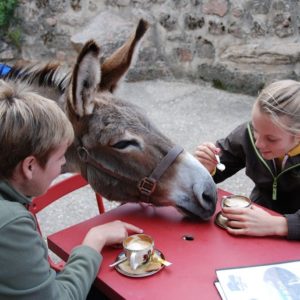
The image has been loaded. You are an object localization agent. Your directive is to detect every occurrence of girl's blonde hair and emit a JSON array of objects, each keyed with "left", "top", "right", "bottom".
[
  {"left": 256, "top": 80, "right": 300, "bottom": 135},
  {"left": 0, "top": 80, "right": 74, "bottom": 179}
]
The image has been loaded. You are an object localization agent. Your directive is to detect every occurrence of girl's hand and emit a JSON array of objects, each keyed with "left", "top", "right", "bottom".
[
  {"left": 194, "top": 142, "right": 220, "bottom": 174},
  {"left": 222, "top": 205, "right": 288, "bottom": 237},
  {"left": 82, "top": 220, "right": 143, "bottom": 253}
]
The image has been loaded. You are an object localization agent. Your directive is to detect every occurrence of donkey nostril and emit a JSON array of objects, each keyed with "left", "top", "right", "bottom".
[
  {"left": 202, "top": 192, "right": 210, "bottom": 202},
  {"left": 199, "top": 192, "right": 214, "bottom": 211},
  {"left": 192, "top": 183, "right": 217, "bottom": 216}
]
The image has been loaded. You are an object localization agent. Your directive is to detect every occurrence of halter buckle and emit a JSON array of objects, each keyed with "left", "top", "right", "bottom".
[{"left": 138, "top": 177, "right": 157, "bottom": 197}]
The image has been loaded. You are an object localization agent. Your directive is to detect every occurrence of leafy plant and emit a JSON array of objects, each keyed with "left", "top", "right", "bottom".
[
  {"left": 8, "top": 28, "right": 21, "bottom": 48},
  {"left": 0, "top": 0, "right": 18, "bottom": 27},
  {"left": 0, "top": 0, "right": 20, "bottom": 47},
  {"left": 212, "top": 79, "right": 226, "bottom": 91}
]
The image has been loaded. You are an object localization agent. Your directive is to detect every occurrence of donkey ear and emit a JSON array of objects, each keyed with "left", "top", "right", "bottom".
[
  {"left": 99, "top": 19, "right": 149, "bottom": 93},
  {"left": 70, "top": 40, "right": 101, "bottom": 117}
]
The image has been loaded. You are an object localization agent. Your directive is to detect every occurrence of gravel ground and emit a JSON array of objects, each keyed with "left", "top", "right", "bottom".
[{"left": 38, "top": 79, "right": 256, "bottom": 260}]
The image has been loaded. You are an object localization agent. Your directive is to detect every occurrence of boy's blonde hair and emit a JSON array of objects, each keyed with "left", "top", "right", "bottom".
[
  {"left": 0, "top": 80, "right": 74, "bottom": 179},
  {"left": 256, "top": 80, "right": 300, "bottom": 135}
]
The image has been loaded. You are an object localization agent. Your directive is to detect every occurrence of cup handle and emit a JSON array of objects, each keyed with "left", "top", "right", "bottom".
[{"left": 129, "top": 252, "right": 139, "bottom": 270}]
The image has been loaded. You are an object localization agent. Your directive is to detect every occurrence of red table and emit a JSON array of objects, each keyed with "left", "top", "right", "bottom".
[{"left": 48, "top": 190, "right": 300, "bottom": 299}]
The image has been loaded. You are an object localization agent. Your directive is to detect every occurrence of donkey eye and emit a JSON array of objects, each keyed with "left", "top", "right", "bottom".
[{"left": 112, "top": 140, "right": 139, "bottom": 149}]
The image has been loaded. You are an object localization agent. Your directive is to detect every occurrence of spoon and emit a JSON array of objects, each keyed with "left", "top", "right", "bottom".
[
  {"left": 109, "top": 253, "right": 172, "bottom": 268},
  {"left": 109, "top": 256, "right": 127, "bottom": 268},
  {"left": 215, "top": 154, "right": 226, "bottom": 172}
]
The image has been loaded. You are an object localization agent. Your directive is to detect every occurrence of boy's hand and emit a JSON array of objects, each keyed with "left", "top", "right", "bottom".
[{"left": 83, "top": 220, "right": 143, "bottom": 252}]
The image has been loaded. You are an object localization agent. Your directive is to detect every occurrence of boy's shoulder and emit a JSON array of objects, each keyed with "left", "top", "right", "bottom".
[{"left": 0, "top": 199, "right": 32, "bottom": 230}]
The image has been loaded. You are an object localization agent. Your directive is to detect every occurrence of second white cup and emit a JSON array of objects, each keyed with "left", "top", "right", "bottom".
[{"left": 123, "top": 234, "right": 154, "bottom": 270}]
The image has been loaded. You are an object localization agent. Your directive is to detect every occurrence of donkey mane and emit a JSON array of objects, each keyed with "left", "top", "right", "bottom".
[{"left": 3, "top": 63, "right": 70, "bottom": 94}]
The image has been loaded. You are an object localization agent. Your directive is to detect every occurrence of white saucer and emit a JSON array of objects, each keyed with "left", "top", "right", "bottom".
[{"left": 114, "top": 249, "right": 165, "bottom": 278}]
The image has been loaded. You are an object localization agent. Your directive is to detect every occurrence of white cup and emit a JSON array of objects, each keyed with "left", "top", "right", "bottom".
[
  {"left": 123, "top": 234, "right": 154, "bottom": 270},
  {"left": 220, "top": 195, "right": 252, "bottom": 227},
  {"left": 221, "top": 195, "right": 252, "bottom": 209}
]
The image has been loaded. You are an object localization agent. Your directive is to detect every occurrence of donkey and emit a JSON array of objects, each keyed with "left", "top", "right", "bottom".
[{"left": 3, "top": 19, "right": 217, "bottom": 220}]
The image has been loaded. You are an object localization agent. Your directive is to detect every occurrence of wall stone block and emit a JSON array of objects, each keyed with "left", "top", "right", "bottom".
[
  {"left": 247, "top": 0, "right": 271, "bottom": 15},
  {"left": 231, "top": 6, "right": 244, "bottom": 18},
  {"left": 227, "top": 21, "right": 246, "bottom": 39},
  {"left": 197, "top": 62, "right": 265, "bottom": 95},
  {"left": 202, "top": 0, "right": 228, "bottom": 17},
  {"left": 175, "top": 47, "right": 193, "bottom": 62},
  {"left": 273, "top": 13, "right": 293, "bottom": 38},
  {"left": 221, "top": 43, "right": 300, "bottom": 65},
  {"left": 250, "top": 21, "right": 267, "bottom": 38},
  {"left": 195, "top": 37, "right": 215, "bottom": 59}
]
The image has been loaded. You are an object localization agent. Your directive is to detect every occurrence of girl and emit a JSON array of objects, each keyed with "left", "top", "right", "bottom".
[{"left": 195, "top": 80, "right": 300, "bottom": 240}]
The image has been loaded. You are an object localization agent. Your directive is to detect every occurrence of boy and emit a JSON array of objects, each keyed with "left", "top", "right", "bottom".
[{"left": 0, "top": 80, "right": 142, "bottom": 299}]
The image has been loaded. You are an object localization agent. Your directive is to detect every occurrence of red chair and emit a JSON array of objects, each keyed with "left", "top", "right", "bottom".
[{"left": 29, "top": 173, "right": 105, "bottom": 271}]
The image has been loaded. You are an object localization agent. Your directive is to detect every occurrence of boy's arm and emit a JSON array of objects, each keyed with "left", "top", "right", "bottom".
[{"left": 0, "top": 213, "right": 101, "bottom": 300}]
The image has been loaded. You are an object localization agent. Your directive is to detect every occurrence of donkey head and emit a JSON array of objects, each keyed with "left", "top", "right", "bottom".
[{"left": 64, "top": 20, "right": 217, "bottom": 220}]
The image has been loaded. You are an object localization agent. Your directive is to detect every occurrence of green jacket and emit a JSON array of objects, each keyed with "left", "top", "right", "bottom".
[
  {"left": 214, "top": 122, "right": 300, "bottom": 240},
  {"left": 0, "top": 180, "right": 102, "bottom": 300}
]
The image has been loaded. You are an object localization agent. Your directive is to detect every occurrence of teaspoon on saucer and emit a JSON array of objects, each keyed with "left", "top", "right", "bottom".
[{"left": 109, "top": 256, "right": 127, "bottom": 268}]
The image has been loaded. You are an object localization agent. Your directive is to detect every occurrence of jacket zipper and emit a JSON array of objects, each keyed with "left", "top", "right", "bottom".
[{"left": 247, "top": 123, "right": 300, "bottom": 200}]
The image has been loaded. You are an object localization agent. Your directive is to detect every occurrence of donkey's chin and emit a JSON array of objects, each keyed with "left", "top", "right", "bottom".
[
  {"left": 176, "top": 204, "right": 215, "bottom": 220},
  {"left": 175, "top": 206, "right": 204, "bottom": 219}
]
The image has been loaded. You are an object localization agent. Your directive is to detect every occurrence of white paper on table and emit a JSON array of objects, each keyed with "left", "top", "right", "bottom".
[
  {"left": 214, "top": 281, "right": 227, "bottom": 300},
  {"left": 216, "top": 260, "right": 300, "bottom": 300}
]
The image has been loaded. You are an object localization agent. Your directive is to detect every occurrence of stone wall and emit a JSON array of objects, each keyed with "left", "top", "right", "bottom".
[{"left": 2, "top": 0, "right": 300, "bottom": 95}]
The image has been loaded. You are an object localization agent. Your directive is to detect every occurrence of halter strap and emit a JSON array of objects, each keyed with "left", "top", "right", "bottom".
[
  {"left": 77, "top": 146, "right": 136, "bottom": 184},
  {"left": 138, "top": 145, "right": 183, "bottom": 197},
  {"left": 77, "top": 145, "right": 184, "bottom": 200}
]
